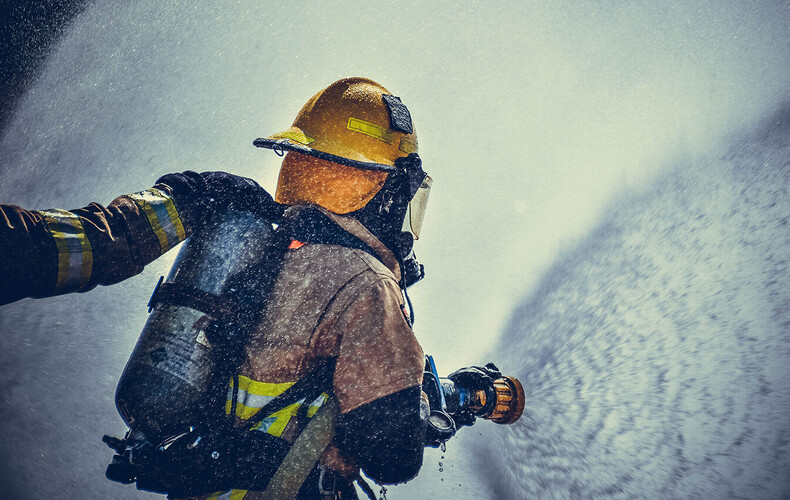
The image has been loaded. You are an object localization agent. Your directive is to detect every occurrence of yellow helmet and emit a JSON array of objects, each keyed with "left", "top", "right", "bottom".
[{"left": 254, "top": 77, "right": 420, "bottom": 214}]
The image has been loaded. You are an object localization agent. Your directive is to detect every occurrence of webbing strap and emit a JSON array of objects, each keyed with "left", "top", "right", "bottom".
[
  {"left": 148, "top": 280, "right": 237, "bottom": 319},
  {"left": 355, "top": 473, "right": 379, "bottom": 500},
  {"left": 259, "top": 396, "right": 339, "bottom": 500}
]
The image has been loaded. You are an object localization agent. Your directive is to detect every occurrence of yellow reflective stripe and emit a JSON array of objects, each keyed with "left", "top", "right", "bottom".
[
  {"left": 38, "top": 209, "right": 93, "bottom": 293},
  {"left": 128, "top": 187, "right": 186, "bottom": 254},
  {"left": 225, "top": 376, "right": 293, "bottom": 414},
  {"left": 347, "top": 117, "right": 395, "bottom": 144},
  {"left": 207, "top": 490, "right": 248, "bottom": 500},
  {"left": 162, "top": 192, "right": 185, "bottom": 239},
  {"left": 306, "top": 393, "right": 328, "bottom": 417},
  {"left": 227, "top": 400, "right": 300, "bottom": 436},
  {"left": 272, "top": 130, "right": 314, "bottom": 145},
  {"left": 225, "top": 375, "right": 327, "bottom": 437},
  {"left": 262, "top": 403, "right": 301, "bottom": 437},
  {"left": 234, "top": 375, "right": 294, "bottom": 397}
]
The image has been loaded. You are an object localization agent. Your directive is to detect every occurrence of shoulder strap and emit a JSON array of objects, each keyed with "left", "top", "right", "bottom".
[{"left": 259, "top": 395, "right": 339, "bottom": 500}]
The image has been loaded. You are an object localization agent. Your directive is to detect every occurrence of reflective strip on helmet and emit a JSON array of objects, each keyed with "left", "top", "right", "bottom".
[
  {"left": 272, "top": 130, "right": 314, "bottom": 145},
  {"left": 128, "top": 187, "right": 186, "bottom": 254},
  {"left": 206, "top": 489, "right": 249, "bottom": 500},
  {"left": 347, "top": 117, "right": 395, "bottom": 144},
  {"left": 38, "top": 209, "right": 94, "bottom": 293},
  {"left": 226, "top": 375, "right": 327, "bottom": 438}
]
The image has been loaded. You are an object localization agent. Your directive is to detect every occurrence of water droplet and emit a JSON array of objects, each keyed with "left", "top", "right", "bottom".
[
  {"left": 440, "top": 442, "right": 447, "bottom": 452},
  {"left": 439, "top": 468, "right": 443, "bottom": 472}
]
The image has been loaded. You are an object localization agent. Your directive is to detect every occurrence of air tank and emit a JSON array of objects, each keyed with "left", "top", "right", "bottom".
[{"left": 115, "top": 209, "right": 277, "bottom": 442}]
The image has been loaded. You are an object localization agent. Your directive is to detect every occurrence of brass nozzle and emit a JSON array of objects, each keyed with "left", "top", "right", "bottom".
[{"left": 484, "top": 376, "right": 525, "bottom": 424}]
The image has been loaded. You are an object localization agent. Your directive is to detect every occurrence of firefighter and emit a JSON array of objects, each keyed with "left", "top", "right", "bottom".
[
  {"left": 185, "top": 77, "right": 432, "bottom": 498},
  {"left": 2, "top": 77, "right": 505, "bottom": 498}
]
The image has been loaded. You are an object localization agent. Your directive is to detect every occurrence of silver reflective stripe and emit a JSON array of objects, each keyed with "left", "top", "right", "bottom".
[
  {"left": 37, "top": 209, "right": 93, "bottom": 293},
  {"left": 226, "top": 386, "right": 278, "bottom": 410},
  {"left": 127, "top": 187, "right": 186, "bottom": 253}
]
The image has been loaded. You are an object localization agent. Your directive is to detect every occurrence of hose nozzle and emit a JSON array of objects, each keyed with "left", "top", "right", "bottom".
[
  {"left": 440, "top": 374, "right": 526, "bottom": 425},
  {"left": 486, "top": 376, "right": 525, "bottom": 424}
]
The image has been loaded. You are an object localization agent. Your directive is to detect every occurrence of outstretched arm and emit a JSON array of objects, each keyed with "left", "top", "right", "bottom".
[{"left": 0, "top": 171, "right": 277, "bottom": 306}]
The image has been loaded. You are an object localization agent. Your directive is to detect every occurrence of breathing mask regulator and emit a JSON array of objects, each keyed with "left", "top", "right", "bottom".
[{"left": 422, "top": 355, "right": 526, "bottom": 448}]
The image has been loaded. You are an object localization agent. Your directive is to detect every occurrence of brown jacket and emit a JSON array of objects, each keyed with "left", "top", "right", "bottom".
[{"left": 211, "top": 206, "right": 424, "bottom": 497}]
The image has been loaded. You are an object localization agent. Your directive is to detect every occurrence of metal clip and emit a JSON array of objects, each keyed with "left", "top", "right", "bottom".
[{"left": 318, "top": 464, "right": 337, "bottom": 497}]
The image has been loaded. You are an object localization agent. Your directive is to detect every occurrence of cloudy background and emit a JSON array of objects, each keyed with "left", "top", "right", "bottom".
[{"left": 1, "top": 1, "right": 789, "bottom": 498}]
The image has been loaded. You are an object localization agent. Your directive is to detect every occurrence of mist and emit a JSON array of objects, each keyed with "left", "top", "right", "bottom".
[
  {"left": 473, "top": 107, "right": 790, "bottom": 498},
  {"left": 1, "top": 1, "right": 789, "bottom": 498}
]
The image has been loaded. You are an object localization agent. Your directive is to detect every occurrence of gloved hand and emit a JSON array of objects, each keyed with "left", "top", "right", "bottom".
[
  {"left": 447, "top": 363, "right": 503, "bottom": 390},
  {"left": 155, "top": 171, "right": 283, "bottom": 229},
  {"left": 447, "top": 363, "right": 503, "bottom": 427}
]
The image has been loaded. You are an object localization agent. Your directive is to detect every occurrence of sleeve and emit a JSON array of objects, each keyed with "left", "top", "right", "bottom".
[
  {"left": 0, "top": 183, "right": 194, "bottom": 306},
  {"left": 331, "top": 277, "right": 424, "bottom": 413},
  {"left": 335, "top": 386, "right": 429, "bottom": 484},
  {"left": 330, "top": 276, "right": 427, "bottom": 484}
]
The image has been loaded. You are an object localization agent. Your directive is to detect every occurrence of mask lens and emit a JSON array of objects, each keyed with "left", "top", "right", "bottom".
[{"left": 403, "top": 175, "right": 432, "bottom": 239}]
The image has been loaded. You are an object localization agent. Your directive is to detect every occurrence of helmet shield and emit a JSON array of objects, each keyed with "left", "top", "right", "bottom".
[
  {"left": 275, "top": 152, "right": 388, "bottom": 214},
  {"left": 403, "top": 175, "right": 432, "bottom": 240}
]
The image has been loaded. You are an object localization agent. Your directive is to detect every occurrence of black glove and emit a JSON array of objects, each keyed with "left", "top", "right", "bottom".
[
  {"left": 155, "top": 171, "right": 283, "bottom": 229},
  {"left": 448, "top": 363, "right": 502, "bottom": 390},
  {"left": 447, "top": 363, "right": 503, "bottom": 427}
]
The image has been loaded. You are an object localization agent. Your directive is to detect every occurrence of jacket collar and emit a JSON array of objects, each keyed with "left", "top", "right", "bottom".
[{"left": 282, "top": 205, "right": 402, "bottom": 282}]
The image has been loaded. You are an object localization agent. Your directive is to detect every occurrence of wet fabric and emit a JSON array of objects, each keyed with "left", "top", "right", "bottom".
[
  {"left": 187, "top": 206, "right": 424, "bottom": 499},
  {"left": 1, "top": 186, "right": 425, "bottom": 497},
  {"left": 0, "top": 184, "right": 193, "bottom": 305},
  {"left": 241, "top": 206, "right": 421, "bottom": 414}
]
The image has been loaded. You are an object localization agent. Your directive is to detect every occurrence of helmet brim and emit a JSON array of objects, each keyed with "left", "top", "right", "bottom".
[{"left": 253, "top": 137, "right": 397, "bottom": 173}]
